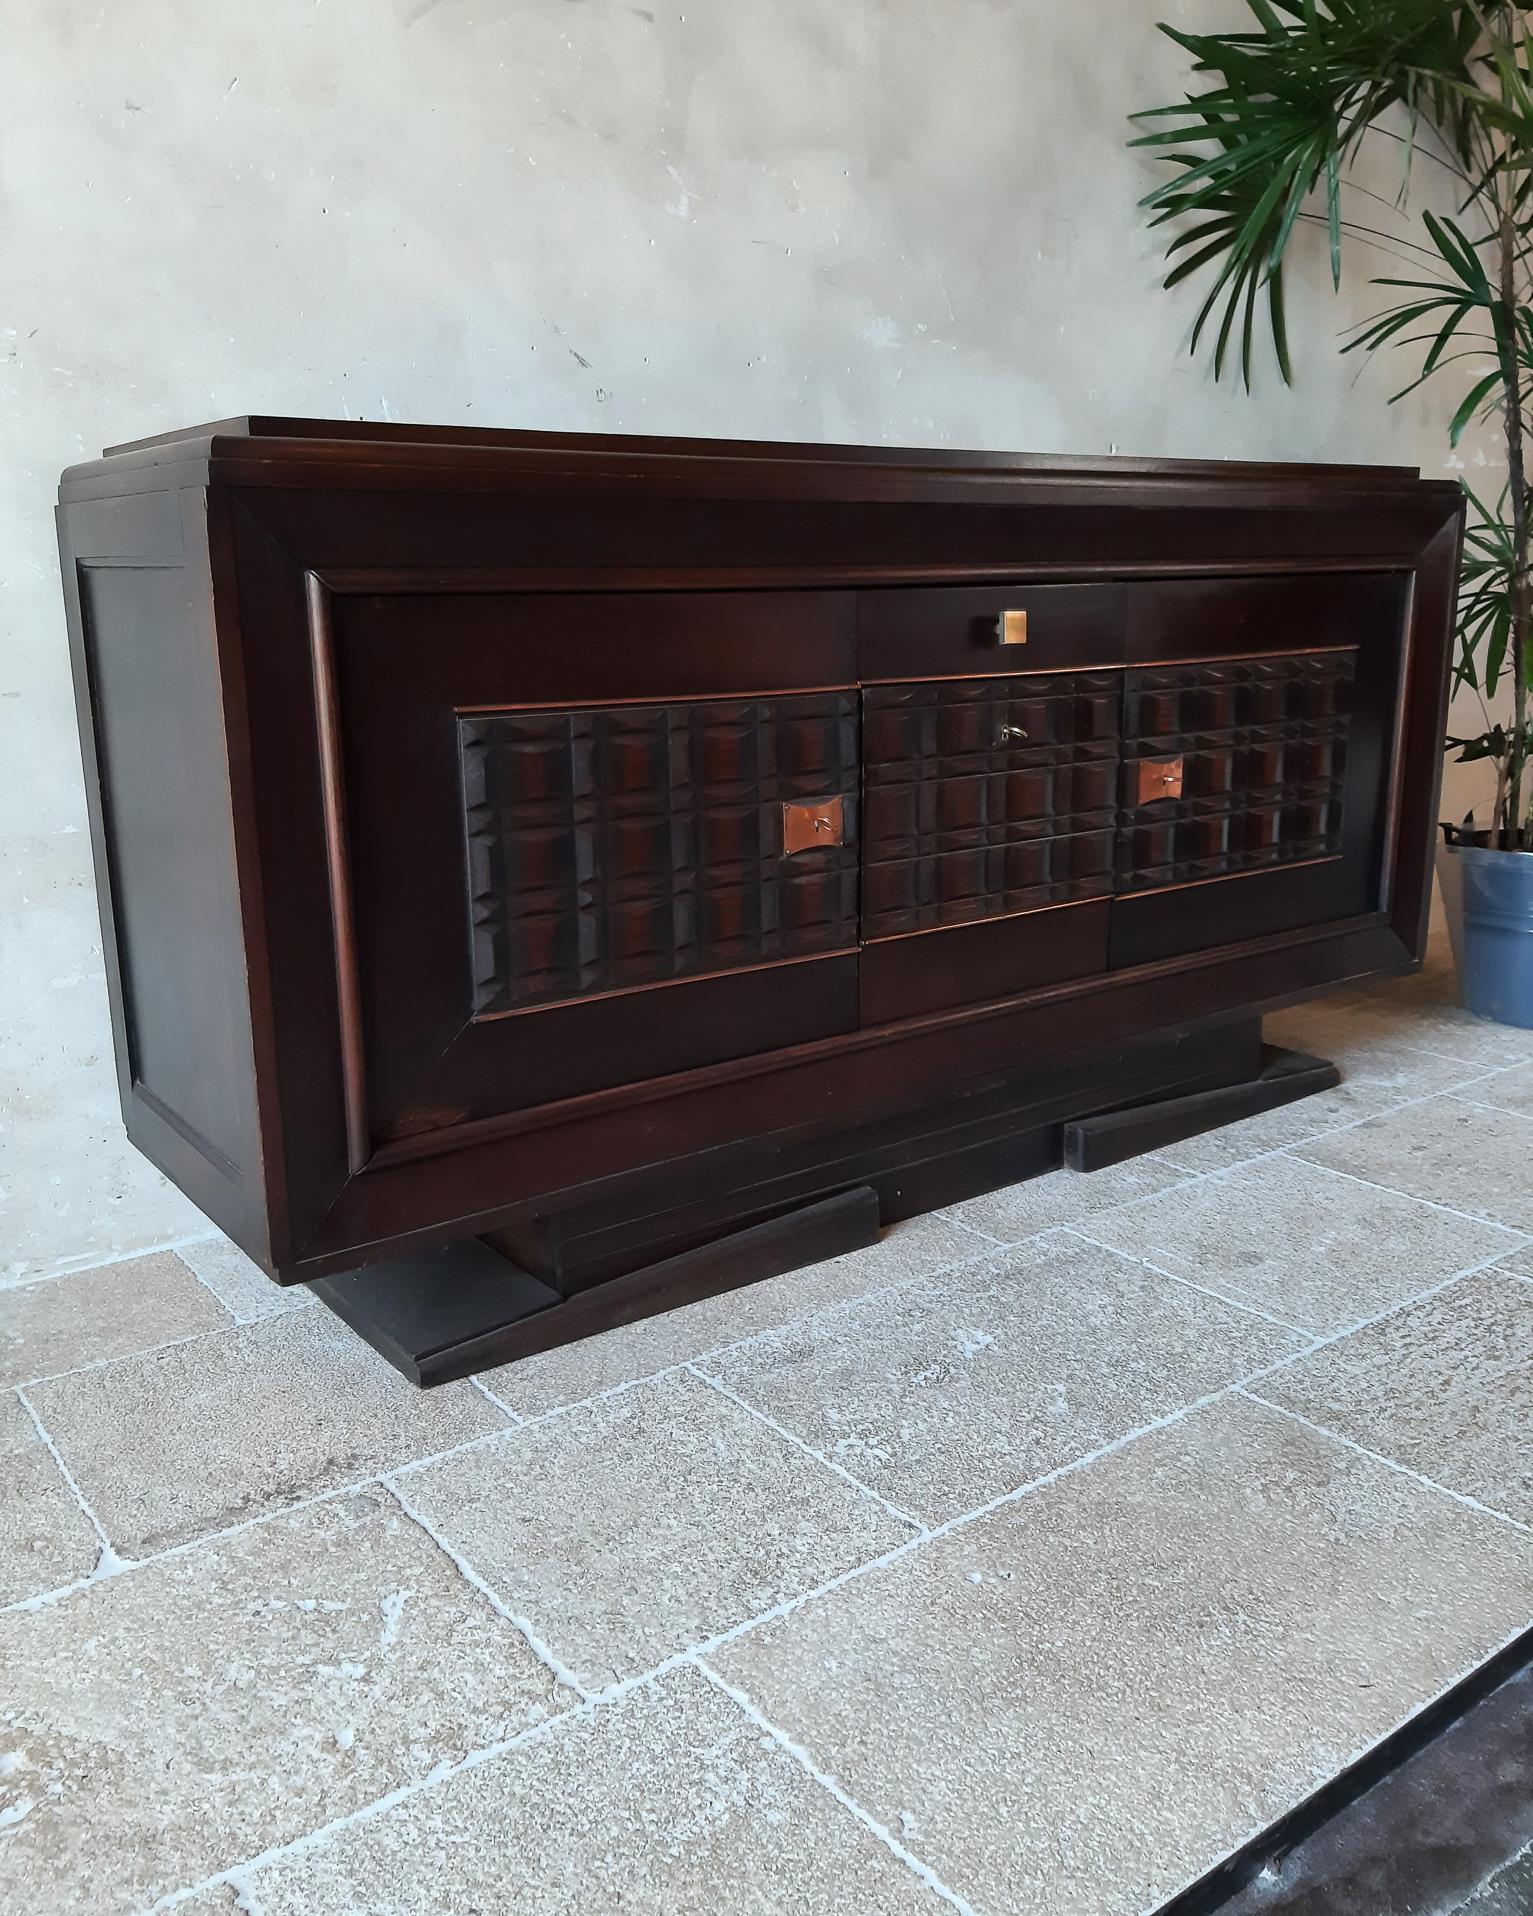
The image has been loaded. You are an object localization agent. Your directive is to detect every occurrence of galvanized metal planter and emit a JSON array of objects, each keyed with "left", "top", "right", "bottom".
[{"left": 1438, "top": 837, "right": 1533, "bottom": 1031}]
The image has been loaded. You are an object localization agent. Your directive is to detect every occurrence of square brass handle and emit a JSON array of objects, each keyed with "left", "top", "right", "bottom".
[
  {"left": 782, "top": 795, "right": 845, "bottom": 855},
  {"left": 994, "top": 609, "right": 1028, "bottom": 646}
]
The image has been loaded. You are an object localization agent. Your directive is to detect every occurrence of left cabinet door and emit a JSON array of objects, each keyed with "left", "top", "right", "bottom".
[{"left": 327, "top": 589, "right": 861, "bottom": 1146}]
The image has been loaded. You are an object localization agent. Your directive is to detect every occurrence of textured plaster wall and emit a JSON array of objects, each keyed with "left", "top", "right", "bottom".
[{"left": 0, "top": 0, "right": 1498, "bottom": 1278}]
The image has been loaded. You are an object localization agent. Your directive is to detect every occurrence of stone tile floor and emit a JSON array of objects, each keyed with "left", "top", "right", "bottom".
[{"left": 3, "top": 939, "right": 1532, "bottom": 1914}]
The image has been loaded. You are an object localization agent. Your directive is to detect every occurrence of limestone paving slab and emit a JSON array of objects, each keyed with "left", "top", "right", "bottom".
[
  {"left": 1083, "top": 1150, "right": 1522, "bottom": 1333},
  {"left": 480, "top": 1214, "right": 994, "bottom": 1418},
  {"left": 0, "top": 1391, "right": 99, "bottom": 1604},
  {"left": 1143, "top": 1074, "right": 1415, "bottom": 1175},
  {"left": 1253, "top": 1269, "right": 1533, "bottom": 1525},
  {"left": 0, "top": 1491, "right": 564, "bottom": 1914},
  {"left": 701, "top": 1233, "right": 1302, "bottom": 1522},
  {"left": 1455, "top": 1061, "right": 1533, "bottom": 1121},
  {"left": 176, "top": 1235, "right": 314, "bottom": 1322},
  {"left": 945, "top": 1156, "right": 1190, "bottom": 1245},
  {"left": 397, "top": 1368, "right": 907, "bottom": 1691},
  {"left": 0, "top": 1250, "right": 229, "bottom": 1389},
  {"left": 25, "top": 1307, "right": 507, "bottom": 1556},
  {"left": 1295, "top": 1097, "right": 1533, "bottom": 1235},
  {"left": 711, "top": 1394, "right": 1533, "bottom": 1916},
  {"left": 1264, "top": 1002, "right": 1501, "bottom": 1094},
  {"left": 1382, "top": 1004, "right": 1533, "bottom": 1068},
  {"left": 246, "top": 1667, "right": 943, "bottom": 1914}
]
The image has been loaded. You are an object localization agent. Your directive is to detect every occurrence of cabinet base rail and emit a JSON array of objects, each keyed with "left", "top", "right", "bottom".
[{"left": 312, "top": 1018, "right": 1335, "bottom": 1386}]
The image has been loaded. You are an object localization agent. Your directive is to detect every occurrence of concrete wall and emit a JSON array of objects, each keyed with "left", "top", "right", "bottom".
[{"left": 1, "top": 0, "right": 1499, "bottom": 1278}]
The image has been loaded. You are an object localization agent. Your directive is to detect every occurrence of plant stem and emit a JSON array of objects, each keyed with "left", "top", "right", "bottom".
[{"left": 1498, "top": 198, "right": 1530, "bottom": 849}]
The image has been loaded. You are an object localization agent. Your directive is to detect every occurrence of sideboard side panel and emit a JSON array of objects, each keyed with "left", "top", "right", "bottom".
[{"left": 58, "top": 489, "right": 269, "bottom": 1256}]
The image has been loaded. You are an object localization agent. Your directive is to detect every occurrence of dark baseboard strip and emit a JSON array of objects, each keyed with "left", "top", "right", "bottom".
[{"left": 1156, "top": 1622, "right": 1533, "bottom": 1916}]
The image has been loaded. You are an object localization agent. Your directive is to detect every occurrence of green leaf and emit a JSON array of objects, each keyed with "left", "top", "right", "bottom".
[
  {"left": 1449, "top": 370, "right": 1505, "bottom": 444},
  {"left": 1269, "top": 265, "right": 1293, "bottom": 383}
]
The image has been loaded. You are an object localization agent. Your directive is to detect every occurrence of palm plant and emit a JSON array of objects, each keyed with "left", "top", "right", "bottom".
[{"left": 1132, "top": 0, "right": 1533, "bottom": 852}]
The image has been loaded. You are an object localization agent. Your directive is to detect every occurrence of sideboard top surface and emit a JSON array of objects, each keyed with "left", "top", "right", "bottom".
[{"left": 59, "top": 415, "right": 1452, "bottom": 511}]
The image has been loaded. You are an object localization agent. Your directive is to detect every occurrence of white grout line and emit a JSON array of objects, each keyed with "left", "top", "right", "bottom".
[
  {"left": 463, "top": 1238, "right": 1009, "bottom": 1439},
  {"left": 136, "top": 1681, "right": 615, "bottom": 1913},
  {"left": 1059, "top": 1227, "right": 1322, "bottom": 1338},
  {"left": 938, "top": 1213, "right": 1010, "bottom": 1248},
  {"left": 581, "top": 1358, "right": 1310, "bottom": 1711},
  {"left": 1, "top": 1227, "right": 222, "bottom": 1292},
  {"left": 0, "top": 1410, "right": 551, "bottom": 1617},
  {"left": 928, "top": 1071, "right": 1490, "bottom": 1249},
  {"left": 222, "top": 1869, "right": 268, "bottom": 1916},
  {"left": 1278, "top": 1148, "right": 1533, "bottom": 1238},
  {"left": 174, "top": 1258, "right": 318, "bottom": 1328},
  {"left": 686, "top": 1364, "right": 928, "bottom": 1535},
  {"left": 1223, "top": 1243, "right": 1533, "bottom": 1394},
  {"left": 694, "top": 1658, "right": 979, "bottom": 1915},
  {"left": 14, "top": 1386, "right": 124, "bottom": 1574},
  {"left": 379, "top": 1477, "right": 594, "bottom": 1702},
  {"left": 1442, "top": 1090, "right": 1533, "bottom": 1124},
  {"left": 13, "top": 1316, "right": 252, "bottom": 1392},
  {"left": 1238, "top": 1389, "right": 1533, "bottom": 1536},
  {"left": 1161, "top": 1055, "right": 1517, "bottom": 1174},
  {"left": 1452, "top": 1090, "right": 1533, "bottom": 1121},
  {"left": 467, "top": 1374, "right": 521, "bottom": 1422}
]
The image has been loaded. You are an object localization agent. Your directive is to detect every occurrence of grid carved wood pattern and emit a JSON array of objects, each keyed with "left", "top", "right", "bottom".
[
  {"left": 860, "top": 674, "right": 1121, "bottom": 939},
  {"left": 1116, "top": 649, "right": 1357, "bottom": 893},
  {"left": 460, "top": 693, "right": 860, "bottom": 1015}
]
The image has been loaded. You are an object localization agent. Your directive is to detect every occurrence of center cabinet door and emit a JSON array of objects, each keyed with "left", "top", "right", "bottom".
[
  {"left": 857, "top": 584, "right": 1128, "bottom": 1023},
  {"left": 333, "top": 590, "right": 862, "bottom": 1149}
]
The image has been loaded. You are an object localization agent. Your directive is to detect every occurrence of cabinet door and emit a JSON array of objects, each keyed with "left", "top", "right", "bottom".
[
  {"left": 1108, "top": 573, "right": 1406, "bottom": 967},
  {"left": 858, "top": 672, "right": 1119, "bottom": 1023},
  {"left": 333, "top": 590, "right": 861, "bottom": 1146}
]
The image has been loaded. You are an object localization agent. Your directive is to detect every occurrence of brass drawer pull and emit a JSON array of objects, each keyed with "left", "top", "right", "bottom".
[
  {"left": 994, "top": 609, "right": 1028, "bottom": 646},
  {"left": 782, "top": 795, "right": 845, "bottom": 854}
]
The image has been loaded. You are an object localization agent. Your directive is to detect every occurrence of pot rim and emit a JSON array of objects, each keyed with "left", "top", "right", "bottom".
[{"left": 1438, "top": 825, "right": 1533, "bottom": 858}]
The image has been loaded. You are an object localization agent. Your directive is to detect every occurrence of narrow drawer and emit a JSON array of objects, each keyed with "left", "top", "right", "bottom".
[
  {"left": 1126, "top": 572, "right": 1406, "bottom": 664},
  {"left": 859, "top": 583, "right": 1126, "bottom": 682}
]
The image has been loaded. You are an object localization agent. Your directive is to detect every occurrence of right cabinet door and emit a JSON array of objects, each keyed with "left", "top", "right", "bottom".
[{"left": 1109, "top": 572, "right": 1408, "bottom": 969}]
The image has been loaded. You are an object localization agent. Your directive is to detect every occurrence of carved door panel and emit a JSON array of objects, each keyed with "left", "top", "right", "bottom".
[
  {"left": 857, "top": 672, "right": 1121, "bottom": 1023},
  {"left": 1108, "top": 574, "right": 1407, "bottom": 967},
  {"left": 852, "top": 571, "right": 1408, "bottom": 1022},
  {"left": 461, "top": 697, "right": 859, "bottom": 1015},
  {"left": 332, "top": 589, "right": 862, "bottom": 1149}
]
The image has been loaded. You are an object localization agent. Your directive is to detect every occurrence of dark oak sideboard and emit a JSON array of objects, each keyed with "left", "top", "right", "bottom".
[{"left": 56, "top": 420, "right": 1462, "bottom": 1381}]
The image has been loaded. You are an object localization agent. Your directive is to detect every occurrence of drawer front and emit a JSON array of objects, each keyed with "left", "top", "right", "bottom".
[
  {"left": 333, "top": 589, "right": 862, "bottom": 1143},
  {"left": 1127, "top": 571, "right": 1401, "bottom": 663},
  {"left": 859, "top": 583, "right": 1126, "bottom": 681}
]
